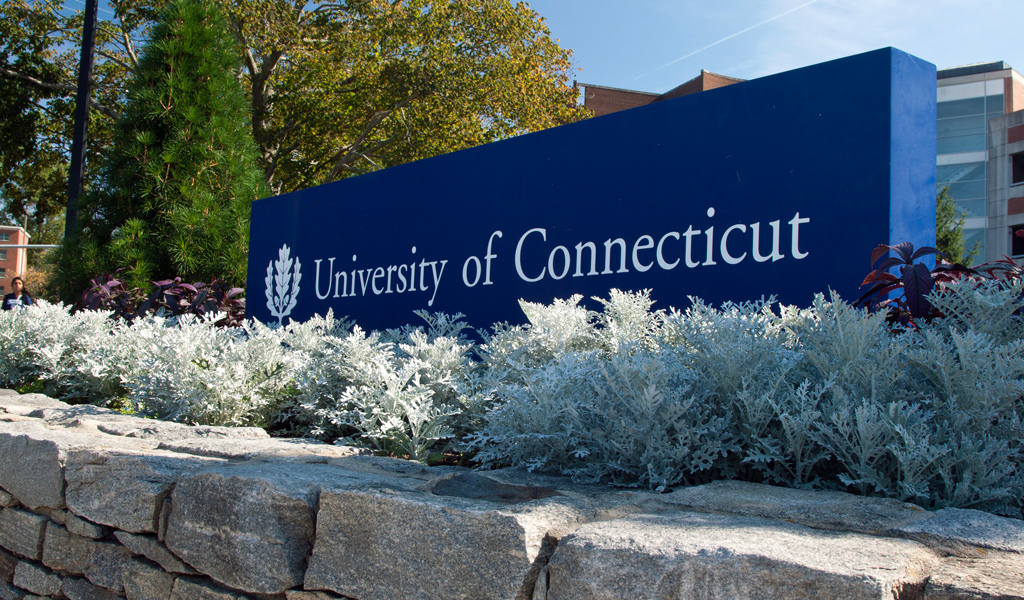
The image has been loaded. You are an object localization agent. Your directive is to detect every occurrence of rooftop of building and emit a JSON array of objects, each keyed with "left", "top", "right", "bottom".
[
  {"left": 938, "top": 61, "right": 1014, "bottom": 79},
  {"left": 579, "top": 69, "right": 746, "bottom": 101},
  {"left": 577, "top": 83, "right": 660, "bottom": 97},
  {"left": 0, "top": 225, "right": 30, "bottom": 238}
]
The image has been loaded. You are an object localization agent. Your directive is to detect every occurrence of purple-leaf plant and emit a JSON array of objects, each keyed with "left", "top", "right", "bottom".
[
  {"left": 856, "top": 243, "right": 953, "bottom": 326},
  {"left": 857, "top": 240, "right": 1023, "bottom": 328}
]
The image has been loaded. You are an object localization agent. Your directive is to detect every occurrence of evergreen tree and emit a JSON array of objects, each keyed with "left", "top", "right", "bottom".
[
  {"left": 54, "top": 0, "right": 269, "bottom": 300},
  {"left": 936, "top": 185, "right": 980, "bottom": 266}
]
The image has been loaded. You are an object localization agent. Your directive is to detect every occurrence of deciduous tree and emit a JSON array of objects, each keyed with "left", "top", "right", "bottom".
[
  {"left": 0, "top": 0, "right": 133, "bottom": 232},
  {"left": 2, "top": 0, "right": 585, "bottom": 202}
]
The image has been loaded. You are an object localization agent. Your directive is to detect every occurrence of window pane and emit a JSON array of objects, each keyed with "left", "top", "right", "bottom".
[
  {"left": 938, "top": 96, "right": 986, "bottom": 119},
  {"left": 937, "top": 115, "right": 986, "bottom": 138},
  {"left": 956, "top": 199, "right": 986, "bottom": 218},
  {"left": 937, "top": 162, "right": 985, "bottom": 184},
  {"left": 0, "top": 250, "right": 6, "bottom": 261},
  {"left": 964, "top": 228, "right": 986, "bottom": 256},
  {"left": 938, "top": 134, "right": 987, "bottom": 154},
  {"left": 1013, "top": 226, "right": 1024, "bottom": 257},
  {"left": 948, "top": 180, "right": 986, "bottom": 200},
  {"left": 987, "top": 94, "right": 1005, "bottom": 115},
  {"left": 1013, "top": 153, "right": 1024, "bottom": 185}
]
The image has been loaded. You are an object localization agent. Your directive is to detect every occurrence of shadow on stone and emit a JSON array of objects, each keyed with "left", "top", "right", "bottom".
[{"left": 429, "top": 472, "right": 562, "bottom": 504}]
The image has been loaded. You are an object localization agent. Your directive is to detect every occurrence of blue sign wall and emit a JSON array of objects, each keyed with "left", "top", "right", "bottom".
[{"left": 247, "top": 47, "right": 937, "bottom": 331}]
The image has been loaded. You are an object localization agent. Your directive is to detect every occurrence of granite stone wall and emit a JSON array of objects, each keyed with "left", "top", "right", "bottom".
[{"left": 0, "top": 389, "right": 1022, "bottom": 600}]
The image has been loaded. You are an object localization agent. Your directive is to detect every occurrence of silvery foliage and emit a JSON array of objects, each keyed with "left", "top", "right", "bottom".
[
  {"left": 471, "top": 291, "right": 739, "bottom": 490},
  {"left": 0, "top": 302, "right": 485, "bottom": 458},
  {"left": 274, "top": 310, "right": 487, "bottom": 461},
  {"left": 656, "top": 297, "right": 805, "bottom": 485},
  {"left": 379, "top": 311, "right": 490, "bottom": 445},
  {"left": 898, "top": 278, "right": 1024, "bottom": 514},
  {"left": 264, "top": 310, "right": 371, "bottom": 439},
  {"left": 0, "top": 302, "right": 296, "bottom": 425},
  {"left": 336, "top": 311, "right": 485, "bottom": 460},
  {"left": 119, "top": 315, "right": 297, "bottom": 425},
  {"left": 778, "top": 295, "right": 949, "bottom": 502},
  {"left": 926, "top": 278, "right": 1024, "bottom": 345},
  {"left": 0, "top": 301, "right": 130, "bottom": 400},
  {"left": 0, "top": 300, "right": 69, "bottom": 389},
  {"left": 470, "top": 289, "right": 1024, "bottom": 515},
  {"left": 470, "top": 347, "right": 735, "bottom": 491},
  {"left": 0, "top": 300, "right": 77, "bottom": 391},
  {"left": 3, "top": 285, "right": 1023, "bottom": 514},
  {"left": 54, "top": 309, "right": 135, "bottom": 401}
]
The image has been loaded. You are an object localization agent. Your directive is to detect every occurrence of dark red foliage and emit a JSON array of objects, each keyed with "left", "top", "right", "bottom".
[
  {"left": 76, "top": 271, "right": 245, "bottom": 327},
  {"left": 857, "top": 243, "right": 1023, "bottom": 330}
]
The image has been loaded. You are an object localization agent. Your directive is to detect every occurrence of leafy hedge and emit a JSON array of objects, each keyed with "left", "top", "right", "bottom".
[{"left": 1, "top": 282, "right": 1022, "bottom": 516}]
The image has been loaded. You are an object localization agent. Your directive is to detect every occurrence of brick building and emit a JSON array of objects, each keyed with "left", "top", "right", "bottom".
[
  {"left": 936, "top": 62, "right": 1024, "bottom": 263},
  {"left": 0, "top": 226, "right": 30, "bottom": 296},
  {"left": 987, "top": 109, "right": 1024, "bottom": 260},
  {"left": 578, "top": 70, "right": 745, "bottom": 118}
]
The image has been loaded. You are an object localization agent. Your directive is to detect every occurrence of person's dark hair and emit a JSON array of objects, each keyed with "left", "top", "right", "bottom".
[{"left": 10, "top": 277, "right": 31, "bottom": 300}]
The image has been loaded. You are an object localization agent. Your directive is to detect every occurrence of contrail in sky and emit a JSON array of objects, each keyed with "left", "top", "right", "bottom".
[
  {"left": 631, "top": 0, "right": 825, "bottom": 83},
  {"left": 61, "top": 0, "right": 116, "bottom": 19}
]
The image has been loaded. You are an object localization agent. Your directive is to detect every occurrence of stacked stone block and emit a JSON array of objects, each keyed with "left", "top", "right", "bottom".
[{"left": 0, "top": 389, "right": 1022, "bottom": 600}]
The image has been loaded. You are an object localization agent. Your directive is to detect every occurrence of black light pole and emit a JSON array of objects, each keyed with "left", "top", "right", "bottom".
[{"left": 65, "top": 0, "right": 100, "bottom": 241}]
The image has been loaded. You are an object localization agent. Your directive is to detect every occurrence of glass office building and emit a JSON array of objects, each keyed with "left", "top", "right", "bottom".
[{"left": 937, "top": 62, "right": 1024, "bottom": 262}]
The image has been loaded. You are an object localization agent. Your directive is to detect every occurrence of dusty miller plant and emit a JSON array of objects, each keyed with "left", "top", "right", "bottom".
[
  {"left": 275, "top": 310, "right": 487, "bottom": 461},
  {"left": 470, "top": 348, "right": 736, "bottom": 491},
  {"left": 2, "top": 286, "right": 1022, "bottom": 515},
  {"left": 120, "top": 315, "right": 296, "bottom": 425}
]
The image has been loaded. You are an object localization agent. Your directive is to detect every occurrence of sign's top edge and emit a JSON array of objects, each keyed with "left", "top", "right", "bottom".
[{"left": 252, "top": 47, "right": 934, "bottom": 205}]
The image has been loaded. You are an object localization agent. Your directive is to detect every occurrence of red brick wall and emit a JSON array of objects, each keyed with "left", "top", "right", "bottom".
[
  {"left": 582, "top": 87, "right": 658, "bottom": 117},
  {"left": 0, "top": 228, "right": 28, "bottom": 290},
  {"left": 1010, "top": 77, "right": 1024, "bottom": 113},
  {"left": 1010, "top": 124, "right": 1024, "bottom": 145},
  {"left": 659, "top": 72, "right": 744, "bottom": 102}
]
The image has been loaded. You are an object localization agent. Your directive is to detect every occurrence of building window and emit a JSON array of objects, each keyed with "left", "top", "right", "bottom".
[
  {"left": 964, "top": 229, "right": 986, "bottom": 259},
  {"left": 987, "top": 94, "right": 1005, "bottom": 117},
  {"left": 0, "top": 250, "right": 6, "bottom": 261},
  {"left": 1013, "top": 225, "right": 1024, "bottom": 257},
  {"left": 0, "top": 233, "right": 9, "bottom": 242},
  {"left": 1013, "top": 153, "right": 1024, "bottom": 186},
  {"left": 938, "top": 134, "right": 987, "bottom": 154},
  {"left": 937, "top": 90, "right": 1004, "bottom": 157},
  {"left": 0, "top": 268, "right": 5, "bottom": 279},
  {"left": 939, "top": 162, "right": 987, "bottom": 218},
  {"left": 938, "top": 96, "right": 986, "bottom": 119}
]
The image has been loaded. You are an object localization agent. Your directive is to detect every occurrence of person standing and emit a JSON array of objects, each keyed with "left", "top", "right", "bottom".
[{"left": 2, "top": 277, "right": 33, "bottom": 310}]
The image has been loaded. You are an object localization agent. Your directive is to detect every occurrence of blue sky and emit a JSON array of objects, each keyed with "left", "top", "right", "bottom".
[
  {"left": 526, "top": 0, "right": 1024, "bottom": 93},
  {"left": 58, "top": 0, "right": 1024, "bottom": 93}
]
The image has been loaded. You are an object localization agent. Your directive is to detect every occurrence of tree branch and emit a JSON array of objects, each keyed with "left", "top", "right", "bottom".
[
  {"left": 96, "top": 49, "right": 133, "bottom": 72},
  {"left": 322, "top": 112, "right": 393, "bottom": 183},
  {"left": 321, "top": 93, "right": 423, "bottom": 183},
  {"left": 121, "top": 25, "right": 139, "bottom": 67},
  {"left": 0, "top": 66, "right": 119, "bottom": 119},
  {"left": 0, "top": 65, "right": 71, "bottom": 94}
]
